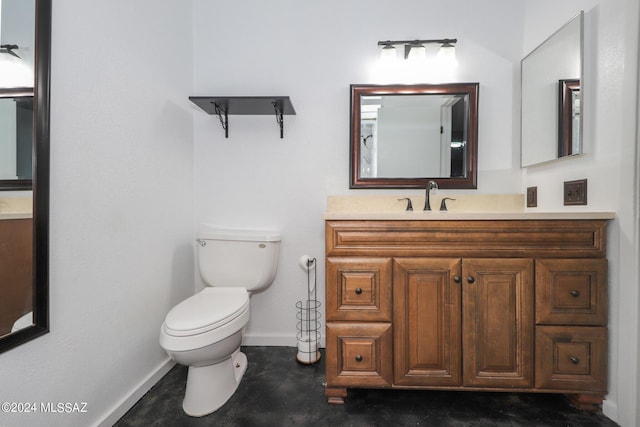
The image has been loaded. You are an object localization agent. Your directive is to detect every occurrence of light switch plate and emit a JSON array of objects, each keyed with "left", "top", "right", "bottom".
[
  {"left": 526, "top": 187, "right": 537, "bottom": 207},
  {"left": 564, "top": 179, "right": 587, "bottom": 205}
]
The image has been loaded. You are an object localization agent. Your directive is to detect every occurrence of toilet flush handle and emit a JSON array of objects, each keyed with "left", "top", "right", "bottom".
[{"left": 196, "top": 239, "right": 206, "bottom": 247}]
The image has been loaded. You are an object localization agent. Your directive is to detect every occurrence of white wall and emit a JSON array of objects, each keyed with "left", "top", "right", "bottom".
[
  {"left": 193, "top": 0, "right": 525, "bottom": 345},
  {"left": 522, "top": 0, "right": 639, "bottom": 425},
  {"left": 0, "top": 1, "right": 194, "bottom": 426}
]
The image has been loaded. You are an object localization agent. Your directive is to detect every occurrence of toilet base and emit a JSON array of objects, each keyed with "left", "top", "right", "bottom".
[{"left": 182, "top": 349, "right": 248, "bottom": 417}]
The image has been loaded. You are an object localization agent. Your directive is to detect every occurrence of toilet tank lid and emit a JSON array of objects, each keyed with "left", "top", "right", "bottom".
[{"left": 198, "top": 226, "right": 281, "bottom": 242}]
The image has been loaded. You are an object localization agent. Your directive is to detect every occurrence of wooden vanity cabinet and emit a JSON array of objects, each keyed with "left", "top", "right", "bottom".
[
  {"left": 325, "top": 220, "right": 608, "bottom": 409},
  {"left": 0, "top": 218, "right": 33, "bottom": 336}
]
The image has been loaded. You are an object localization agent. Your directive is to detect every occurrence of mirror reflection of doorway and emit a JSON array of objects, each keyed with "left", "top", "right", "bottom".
[
  {"left": 15, "top": 97, "right": 33, "bottom": 179},
  {"left": 440, "top": 96, "right": 467, "bottom": 178}
]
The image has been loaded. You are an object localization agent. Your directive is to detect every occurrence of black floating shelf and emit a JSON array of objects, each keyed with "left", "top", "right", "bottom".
[{"left": 189, "top": 96, "right": 296, "bottom": 138}]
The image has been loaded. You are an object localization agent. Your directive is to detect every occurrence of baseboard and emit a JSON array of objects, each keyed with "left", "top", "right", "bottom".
[
  {"left": 96, "top": 358, "right": 176, "bottom": 427},
  {"left": 242, "top": 333, "right": 297, "bottom": 347},
  {"left": 242, "top": 333, "right": 326, "bottom": 348},
  {"left": 602, "top": 398, "right": 618, "bottom": 423}
]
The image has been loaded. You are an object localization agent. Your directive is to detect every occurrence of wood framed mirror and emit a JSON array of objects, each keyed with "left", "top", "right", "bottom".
[
  {"left": 0, "top": 0, "right": 50, "bottom": 353},
  {"left": 350, "top": 83, "right": 478, "bottom": 189}
]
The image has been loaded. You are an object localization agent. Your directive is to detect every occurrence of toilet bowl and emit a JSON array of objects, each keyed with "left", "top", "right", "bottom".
[
  {"left": 159, "top": 226, "right": 280, "bottom": 417},
  {"left": 11, "top": 311, "right": 33, "bottom": 333},
  {"left": 160, "top": 288, "right": 250, "bottom": 416}
]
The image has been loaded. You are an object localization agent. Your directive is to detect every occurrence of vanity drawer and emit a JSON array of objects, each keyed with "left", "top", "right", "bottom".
[
  {"left": 535, "top": 326, "right": 607, "bottom": 391},
  {"left": 325, "top": 322, "right": 393, "bottom": 388},
  {"left": 326, "top": 258, "right": 392, "bottom": 322},
  {"left": 536, "top": 259, "right": 607, "bottom": 325},
  {"left": 325, "top": 220, "right": 607, "bottom": 258}
]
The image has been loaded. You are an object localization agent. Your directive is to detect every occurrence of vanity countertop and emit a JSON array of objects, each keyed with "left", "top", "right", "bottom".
[
  {"left": 0, "top": 213, "right": 32, "bottom": 220},
  {"left": 323, "top": 211, "right": 616, "bottom": 220},
  {"left": 324, "top": 195, "right": 615, "bottom": 221},
  {"left": 0, "top": 196, "right": 33, "bottom": 220}
]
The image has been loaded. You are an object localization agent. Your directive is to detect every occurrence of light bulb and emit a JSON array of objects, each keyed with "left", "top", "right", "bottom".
[
  {"left": 407, "top": 43, "right": 426, "bottom": 61},
  {"left": 380, "top": 44, "right": 396, "bottom": 62},
  {"left": 436, "top": 43, "right": 458, "bottom": 68},
  {"left": 0, "top": 53, "right": 34, "bottom": 88}
]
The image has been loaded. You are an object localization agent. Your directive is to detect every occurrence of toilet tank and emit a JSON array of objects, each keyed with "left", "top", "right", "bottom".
[{"left": 197, "top": 226, "right": 281, "bottom": 292}]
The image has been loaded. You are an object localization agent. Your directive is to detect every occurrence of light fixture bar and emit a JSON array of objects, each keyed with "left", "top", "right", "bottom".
[
  {"left": 377, "top": 38, "right": 457, "bottom": 47},
  {"left": 377, "top": 38, "right": 458, "bottom": 64}
]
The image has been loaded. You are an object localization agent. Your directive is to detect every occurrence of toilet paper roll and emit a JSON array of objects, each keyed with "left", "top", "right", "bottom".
[
  {"left": 297, "top": 332, "right": 320, "bottom": 362},
  {"left": 299, "top": 255, "right": 316, "bottom": 271}
]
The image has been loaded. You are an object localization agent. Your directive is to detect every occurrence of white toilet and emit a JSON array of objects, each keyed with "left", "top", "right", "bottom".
[{"left": 159, "top": 226, "right": 281, "bottom": 417}]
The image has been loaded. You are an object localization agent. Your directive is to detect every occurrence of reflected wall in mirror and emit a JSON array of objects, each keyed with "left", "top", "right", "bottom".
[
  {"left": 521, "top": 12, "right": 583, "bottom": 167},
  {"left": 350, "top": 83, "right": 478, "bottom": 189},
  {"left": 0, "top": 0, "right": 50, "bottom": 354},
  {"left": 0, "top": 0, "right": 36, "bottom": 190},
  {"left": 0, "top": 90, "right": 34, "bottom": 189}
]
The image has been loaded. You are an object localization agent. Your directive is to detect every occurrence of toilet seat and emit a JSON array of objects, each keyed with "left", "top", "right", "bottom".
[{"left": 164, "top": 288, "right": 249, "bottom": 337}]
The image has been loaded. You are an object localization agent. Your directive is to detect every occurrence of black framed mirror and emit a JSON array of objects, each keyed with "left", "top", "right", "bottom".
[
  {"left": 350, "top": 83, "right": 478, "bottom": 189},
  {"left": 0, "top": 0, "right": 50, "bottom": 353}
]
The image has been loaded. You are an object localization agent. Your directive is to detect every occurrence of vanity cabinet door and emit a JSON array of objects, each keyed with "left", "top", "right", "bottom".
[
  {"left": 462, "top": 259, "right": 534, "bottom": 388},
  {"left": 326, "top": 257, "right": 392, "bottom": 322},
  {"left": 393, "top": 258, "right": 462, "bottom": 386}
]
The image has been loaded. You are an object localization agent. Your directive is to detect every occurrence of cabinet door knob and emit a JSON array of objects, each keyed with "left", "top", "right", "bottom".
[
  {"left": 355, "top": 354, "right": 363, "bottom": 362},
  {"left": 453, "top": 276, "right": 461, "bottom": 283},
  {"left": 569, "top": 356, "right": 580, "bottom": 365},
  {"left": 355, "top": 288, "right": 363, "bottom": 295},
  {"left": 570, "top": 290, "right": 580, "bottom": 297},
  {"left": 467, "top": 276, "right": 475, "bottom": 284}
]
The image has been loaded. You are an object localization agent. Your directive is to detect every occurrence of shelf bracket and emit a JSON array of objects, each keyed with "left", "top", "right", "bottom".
[
  {"left": 272, "top": 101, "right": 284, "bottom": 138},
  {"left": 212, "top": 102, "right": 229, "bottom": 138}
]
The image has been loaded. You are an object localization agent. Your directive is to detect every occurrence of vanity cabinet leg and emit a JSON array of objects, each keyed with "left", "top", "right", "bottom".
[
  {"left": 325, "top": 386, "right": 348, "bottom": 404},
  {"left": 566, "top": 394, "right": 603, "bottom": 411}
]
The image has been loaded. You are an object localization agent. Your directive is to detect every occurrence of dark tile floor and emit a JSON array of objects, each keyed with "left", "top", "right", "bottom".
[{"left": 115, "top": 346, "right": 618, "bottom": 427}]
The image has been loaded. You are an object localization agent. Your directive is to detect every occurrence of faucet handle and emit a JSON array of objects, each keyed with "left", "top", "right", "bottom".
[
  {"left": 398, "top": 198, "right": 413, "bottom": 211},
  {"left": 439, "top": 197, "right": 456, "bottom": 211}
]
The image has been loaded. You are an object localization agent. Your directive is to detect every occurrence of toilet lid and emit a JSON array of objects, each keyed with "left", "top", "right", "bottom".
[{"left": 164, "top": 288, "right": 249, "bottom": 336}]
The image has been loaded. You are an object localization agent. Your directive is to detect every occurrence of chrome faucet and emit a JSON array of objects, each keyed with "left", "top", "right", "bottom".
[{"left": 424, "top": 180, "right": 438, "bottom": 211}]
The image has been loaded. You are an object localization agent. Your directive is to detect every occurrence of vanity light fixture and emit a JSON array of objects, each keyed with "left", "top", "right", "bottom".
[
  {"left": 436, "top": 41, "right": 458, "bottom": 66},
  {"left": 405, "top": 42, "right": 426, "bottom": 61},
  {"left": 380, "top": 43, "right": 396, "bottom": 61},
  {"left": 0, "top": 44, "right": 21, "bottom": 58},
  {"left": 377, "top": 38, "right": 457, "bottom": 63}
]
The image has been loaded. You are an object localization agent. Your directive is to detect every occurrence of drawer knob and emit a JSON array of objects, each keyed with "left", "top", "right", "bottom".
[
  {"left": 467, "top": 276, "right": 475, "bottom": 284},
  {"left": 569, "top": 356, "right": 580, "bottom": 365},
  {"left": 355, "top": 354, "right": 363, "bottom": 362},
  {"left": 453, "top": 276, "right": 461, "bottom": 283},
  {"left": 570, "top": 290, "right": 580, "bottom": 297},
  {"left": 355, "top": 288, "right": 363, "bottom": 295}
]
